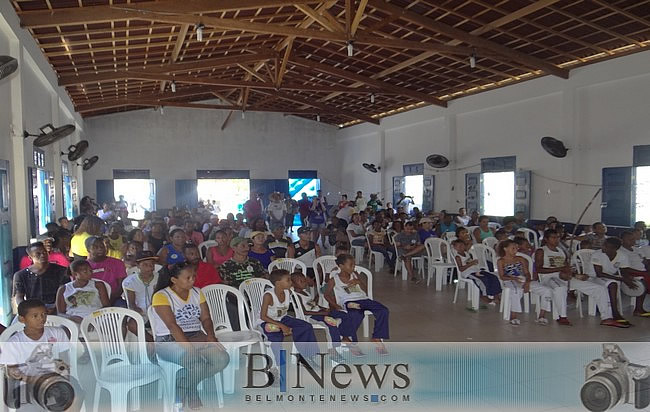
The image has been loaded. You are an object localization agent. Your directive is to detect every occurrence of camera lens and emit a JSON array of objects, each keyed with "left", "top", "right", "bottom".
[
  {"left": 581, "top": 372, "right": 622, "bottom": 412},
  {"left": 32, "top": 373, "right": 76, "bottom": 412}
]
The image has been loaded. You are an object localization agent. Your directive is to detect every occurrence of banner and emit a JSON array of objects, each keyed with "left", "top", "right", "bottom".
[{"left": 1, "top": 341, "right": 649, "bottom": 411}]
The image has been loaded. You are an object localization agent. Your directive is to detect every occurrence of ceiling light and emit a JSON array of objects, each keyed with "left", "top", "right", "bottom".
[
  {"left": 347, "top": 41, "right": 354, "bottom": 57},
  {"left": 196, "top": 24, "right": 205, "bottom": 42},
  {"left": 171, "top": 81, "right": 176, "bottom": 93},
  {"left": 469, "top": 52, "right": 476, "bottom": 69},
  {"left": 370, "top": 94, "right": 375, "bottom": 104}
]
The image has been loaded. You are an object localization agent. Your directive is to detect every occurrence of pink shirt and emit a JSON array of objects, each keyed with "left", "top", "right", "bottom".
[
  {"left": 209, "top": 247, "right": 234, "bottom": 268},
  {"left": 87, "top": 257, "right": 127, "bottom": 293},
  {"left": 188, "top": 231, "right": 204, "bottom": 247},
  {"left": 20, "top": 252, "right": 70, "bottom": 270}
]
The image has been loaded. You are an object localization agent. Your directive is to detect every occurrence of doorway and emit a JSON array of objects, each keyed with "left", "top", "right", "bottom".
[
  {"left": 482, "top": 171, "right": 515, "bottom": 216},
  {"left": 404, "top": 175, "right": 423, "bottom": 211},
  {"left": 197, "top": 179, "right": 250, "bottom": 217},
  {"left": 113, "top": 179, "right": 157, "bottom": 220},
  {"left": 29, "top": 168, "right": 55, "bottom": 237},
  {"left": 635, "top": 166, "right": 650, "bottom": 223},
  {"left": 0, "top": 160, "right": 12, "bottom": 323}
]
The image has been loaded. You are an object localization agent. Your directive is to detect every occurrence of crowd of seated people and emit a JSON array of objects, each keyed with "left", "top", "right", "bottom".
[{"left": 2, "top": 190, "right": 649, "bottom": 409}]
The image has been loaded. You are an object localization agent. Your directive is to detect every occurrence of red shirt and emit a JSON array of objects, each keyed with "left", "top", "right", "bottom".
[
  {"left": 20, "top": 252, "right": 70, "bottom": 270},
  {"left": 194, "top": 261, "right": 222, "bottom": 288}
]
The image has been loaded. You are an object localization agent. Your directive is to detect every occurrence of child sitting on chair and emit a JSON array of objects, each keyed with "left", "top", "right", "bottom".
[
  {"left": 325, "top": 254, "right": 389, "bottom": 356},
  {"left": 0, "top": 299, "right": 70, "bottom": 365},
  {"left": 56, "top": 259, "right": 110, "bottom": 324},
  {"left": 291, "top": 272, "right": 346, "bottom": 363},
  {"left": 452, "top": 239, "right": 501, "bottom": 305},
  {"left": 260, "top": 269, "right": 319, "bottom": 369}
]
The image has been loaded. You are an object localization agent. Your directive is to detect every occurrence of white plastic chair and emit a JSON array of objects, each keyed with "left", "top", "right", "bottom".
[
  {"left": 330, "top": 265, "right": 375, "bottom": 338},
  {"left": 449, "top": 248, "right": 480, "bottom": 310},
  {"left": 198, "top": 240, "right": 217, "bottom": 262},
  {"left": 482, "top": 237, "right": 499, "bottom": 250},
  {"left": 518, "top": 228, "right": 539, "bottom": 250},
  {"left": 469, "top": 244, "right": 491, "bottom": 272},
  {"left": 366, "top": 233, "right": 385, "bottom": 272},
  {"left": 313, "top": 256, "right": 338, "bottom": 307},
  {"left": 517, "top": 252, "right": 547, "bottom": 319},
  {"left": 488, "top": 222, "right": 502, "bottom": 230},
  {"left": 201, "top": 285, "right": 263, "bottom": 395},
  {"left": 442, "top": 232, "right": 457, "bottom": 243},
  {"left": 347, "top": 232, "right": 365, "bottom": 264},
  {"left": 238, "top": 278, "right": 274, "bottom": 331},
  {"left": 288, "top": 289, "right": 332, "bottom": 348},
  {"left": 424, "top": 238, "right": 455, "bottom": 290},
  {"left": 81, "top": 307, "right": 167, "bottom": 412},
  {"left": 494, "top": 257, "right": 531, "bottom": 321},
  {"left": 268, "top": 258, "right": 307, "bottom": 274},
  {"left": 573, "top": 249, "right": 625, "bottom": 315}
]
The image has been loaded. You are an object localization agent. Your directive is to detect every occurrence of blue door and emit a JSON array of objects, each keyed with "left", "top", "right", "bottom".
[{"left": 0, "top": 160, "right": 12, "bottom": 323}]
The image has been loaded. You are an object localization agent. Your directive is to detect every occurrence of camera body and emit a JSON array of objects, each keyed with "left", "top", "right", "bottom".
[
  {"left": 3, "top": 343, "right": 79, "bottom": 412},
  {"left": 581, "top": 344, "right": 650, "bottom": 411}
]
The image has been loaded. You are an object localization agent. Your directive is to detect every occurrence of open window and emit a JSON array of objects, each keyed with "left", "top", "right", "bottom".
[
  {"left": 603, "top": 145, "right": 650, "bottom": 226},
  {"left": 195, "top": 170, "right": 250, "bottom": 216}
]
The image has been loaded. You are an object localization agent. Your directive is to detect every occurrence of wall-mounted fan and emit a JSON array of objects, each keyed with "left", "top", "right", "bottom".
[
  {"left": 24, "top": 124, "right": 76, "bottom": 147},
  {"left": 0, "top": 56, "right": 18, "bottom": 82},
  {"left": 362, "top": 163, "right": 380, "bottom": 173},
  {"left": 541, "top": 136, "right": 568, "bottom": 158},
  {"left": 61, "top": 140, "right": 89, "bottom": 161},
  {"left": 81, "top": 155, "right": 99, "bottom": 171},
  {"left": 426, "top": 154, "right": 450, "bottom": 169}
]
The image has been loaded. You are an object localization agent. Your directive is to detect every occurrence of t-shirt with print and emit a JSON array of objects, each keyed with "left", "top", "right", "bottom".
[
  {"left": 367, "top": 229, "right": 386, "bottom": 246},
  {"left": 0, "top": 327, "right": 69, "bottom": 365},
  {"left": 219, "top": 258, "right": 266, "bottom": 288},
  {"left": 589, "top": 250, "right": 630, "bottom": 277},
  {"left": 395, "top": 232, "right": 420, "bottom": 252},
  {"left": 150, "top": 287, "right": 205, "bottom": 336}
]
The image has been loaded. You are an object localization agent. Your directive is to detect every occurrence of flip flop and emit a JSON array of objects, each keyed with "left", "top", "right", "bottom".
[
  {"left": 601, "top": 319, "right": 630, "bottom": 328},
  {"left": 633, "top": 312, "right": 650, "bottom": 317},
  {"left": 615, "top": 319, "right": 630, "bottom": 323}
]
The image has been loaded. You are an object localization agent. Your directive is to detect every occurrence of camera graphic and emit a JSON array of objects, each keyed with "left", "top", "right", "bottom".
[
  {"left": 581, "top": 344, "right": 650, "bottom": 411},
  {"left": 3, "top": 343, "right": 82, "bottom": 411}
]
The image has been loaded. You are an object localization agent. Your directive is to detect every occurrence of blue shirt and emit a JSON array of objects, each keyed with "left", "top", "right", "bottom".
[
  {"left": 438, "top": 222, "right": 458, "bottom": 235},
  {"left": 417, "top": 229, "right": 437, "bottom": 243}
]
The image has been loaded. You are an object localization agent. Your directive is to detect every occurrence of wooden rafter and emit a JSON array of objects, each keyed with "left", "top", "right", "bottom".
[
  {"left": 160, "top": 23, "right": 189, "bottom": 92},
  {"left": 18, "top": 0, "right": 323, "bottom": 28},
  {"left": 258, "top": 89, "right": 379, "bottom": 125},
  {"left": 295, "top": 5, "right": 344, "bottom": 33},
  {"left": 276, "top": 37, "right": 294, "bottom": 88},
  {"left": 350, "top": 0, "right": 369, "bottom": 37},
  {"left": 291, "top": 56, "right": 446, "bottom": 107},
  {"left": 368, "top": 0, "right": 570, "bottom": 79}
]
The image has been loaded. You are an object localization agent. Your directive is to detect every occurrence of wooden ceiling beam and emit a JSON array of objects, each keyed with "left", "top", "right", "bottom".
[
  {"left": 368, "top": 0, "right": 569, "bottom": 79},
  {"left": 276, "top": 37, "right": 294, "bottom": 88},
  {"left": 77, "top": 98, "right": 322, "bottom": 115},
  {"left": 350, "top": 0, "right": 369, "bottom": 37},
  {"left": 295, "top": 5, "right": 344, "bottom": 33},
  {"left": 87, "top": 11, "right": 473, "bottom": 55},
  {"left": 237, "top": 64, "right": 268, "bottom": 82},
  {"left": 18, "top": 0, "right": 322, "bottom": 28},
  {"left": 258, "top": 89, "right": 379, "bottom": 124},
  {"left": 160, "top": 23, "right": 189, "bottom": 92},
  {"left": 291, "top": 56, "right": 446, "bottom": 107}
]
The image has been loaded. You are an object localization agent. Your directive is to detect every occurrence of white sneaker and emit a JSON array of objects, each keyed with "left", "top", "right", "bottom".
[
  {"left": 509, "top": 319, "right": 520, "bottom": 326},
  {"left": 535, "top": 317, "right": 548, "bottom": 325}
]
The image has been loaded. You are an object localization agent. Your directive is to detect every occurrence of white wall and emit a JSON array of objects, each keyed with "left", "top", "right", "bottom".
[
  {"left": 337, "top": 50, "right": 650, "bottom": 223},
  {"left": 0, "top": 3, "right": 84, "bottom": 246},
  {"left": 83, "top": 108, "right": 339, "bottom": 209}
]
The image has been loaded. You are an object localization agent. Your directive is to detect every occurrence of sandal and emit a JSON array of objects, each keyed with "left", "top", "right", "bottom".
[
  {"left": 600, "top": 319, "right": 630, "bottom": 328},
  {"left": 633, "top": 311, "right": 650, "bottom": 317},
  {"left": 375, "top": 345, "right": 389, "bottom": 356},
  {"left": 509, "top": 319, "right": 520, "bottom": 326},
  {"left": 347, "top": 345, "right": 366, "bottom": 357}
]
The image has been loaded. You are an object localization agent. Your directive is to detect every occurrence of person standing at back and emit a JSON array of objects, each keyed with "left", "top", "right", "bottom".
[
  {"left": 354, "top": 191, "right": 367, "bottom": 211},
  {"left": 298, "top": 193, "right": 311, "bottom": 227}
]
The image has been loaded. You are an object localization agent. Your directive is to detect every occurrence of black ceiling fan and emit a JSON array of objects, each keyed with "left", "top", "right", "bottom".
[
  {"left": 362, "top": 163, "right": 380, "bottom": 173},
  {"left": 24, "top": 123, "right": 76, "bottom": 147},
  {"left": 426, "top": 154, "right": 450, "bottom": 169},
  {"left": 541, "top": 136, "right": 569, "bottom": 158},
  {"left": 61, "top": 140, "right": 89, "bottom": 162},
  {"left": 0, "top": 56, "right": 18, "bottom": 82},
  {"left": 80, "top": 155, "right": 99, "bottom": 171}
]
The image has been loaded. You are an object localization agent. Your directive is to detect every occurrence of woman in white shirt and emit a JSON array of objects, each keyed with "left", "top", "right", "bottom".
[{"left": 151, "top": 263, "right": 229, "bottom": 409}]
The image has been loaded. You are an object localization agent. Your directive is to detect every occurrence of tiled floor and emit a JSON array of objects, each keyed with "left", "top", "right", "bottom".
[{"left": 362, "top": 265, "right": 650, "bottom": 342}]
